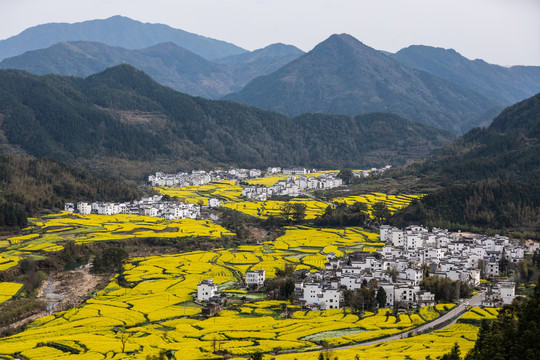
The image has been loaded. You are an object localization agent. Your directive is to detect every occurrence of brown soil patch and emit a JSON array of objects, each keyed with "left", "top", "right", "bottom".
[{"left": 1, "top": 266, "right": 110, "bottom": 336}]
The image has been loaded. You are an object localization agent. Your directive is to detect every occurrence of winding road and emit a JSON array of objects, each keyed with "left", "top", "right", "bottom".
[{"left": 334, "top": 291, "right": 486, "bottom": 351}]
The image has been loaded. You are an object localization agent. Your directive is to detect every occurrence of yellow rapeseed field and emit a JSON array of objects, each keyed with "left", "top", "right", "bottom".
[
  {"left": 0, "top": 281, "right": 23, "bottom": 304},
  {"left": 0, "top": 213, "right": 234, "bottom": 271},
  {"left": 0, "top": 222, "right": 472, "bottom": 360}
]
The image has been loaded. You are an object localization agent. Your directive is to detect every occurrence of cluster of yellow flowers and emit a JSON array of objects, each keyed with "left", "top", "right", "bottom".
[
  {"left": 0, "top": 281, "right": 23, "bottom": 304},
  {"left": 0, "top": 213, "right": 234, "bottom": 271}
]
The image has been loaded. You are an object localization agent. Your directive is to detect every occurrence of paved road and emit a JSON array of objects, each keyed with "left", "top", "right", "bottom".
[{"left": 334, "top": 291, "right": 485, "bottom": 350}]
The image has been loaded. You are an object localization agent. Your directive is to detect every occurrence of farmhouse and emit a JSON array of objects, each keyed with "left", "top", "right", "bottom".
[
  {"left": 246, "top": 269, "right": 265, "bottom": 287},
  {"left": 197, "top": 279, "right": 218, "bottom": 301}
]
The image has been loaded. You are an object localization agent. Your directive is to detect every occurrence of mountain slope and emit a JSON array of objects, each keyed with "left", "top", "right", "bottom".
[
  {"left": 215, "top": 43, "right": 304, "bottom": 86},
  {"left": 0, "top": 65, "right": 453, "bottom": 179},
  {"left": 224, "top": 34, "right": 500, "bottom": 134},
  {"left": 0, "top": 154, "right": 142, "bottom": 229},
  {"left": 0, "top": 15, "right": 246, "bottom": 61},
  {"left": 390, "top": 45, "right": 540, "bottom": 105},
  {"left": 390, "top": 93, "right": 540, "bottom": 237},
  {"left": 404, "top": 92, "right": 540, "bottom": 185},
  {"left": 0, "top": 41, "right": 304, "bottom": 98}
]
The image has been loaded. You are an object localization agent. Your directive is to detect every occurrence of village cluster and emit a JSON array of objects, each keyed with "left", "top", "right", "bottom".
[
  {"left": 197, "top": 225, "right": 526, "bottom": 311},
  {"left": 148, "top": 165, "right": 392, "bottom": 189},
  {"left": 148, "top": 168, "right": 263, "bottom": 187},
  {"left": 64, "top": 195, "right": 201, "bottom": 220},
  {"left": 241, "top": 173, "right": 344, "bottom": 200}
]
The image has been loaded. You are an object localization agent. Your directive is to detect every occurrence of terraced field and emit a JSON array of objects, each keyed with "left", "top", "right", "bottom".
[
  {"left": 0, "top": 187, "right": 465, "bottom": 360},
  {"left": 0, "top": 213, "right": 233, "bottom": 272},
  {"left": 334, "top": 193, "right": 422, "bottom": 217},
  {"left": 0, "top": 225, "right": 417, "bottom": 359}
]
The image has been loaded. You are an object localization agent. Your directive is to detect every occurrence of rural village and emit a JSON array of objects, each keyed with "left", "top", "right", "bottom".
[
  {"left": 196, "top": 224, "right": 530, "bottom": 314},
  {"left": 64, "top": 166, "right": 391, "bottom": 219}
]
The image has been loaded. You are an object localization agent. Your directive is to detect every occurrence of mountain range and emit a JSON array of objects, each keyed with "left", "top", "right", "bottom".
[
  {"left": 0, "top": 41, "right": 303, "bottom": 98},
  {"left": 0, "top": 65, "right": 452, "bottom": 180},
  {"left": 225, "top": 34, "right": 500, "bottom": 134},
  {"left": 390, "top": 45, "right": 540, "bottom": 105},
  {"left": 0, "top": 15, "right": 245, "bottom": 61},
  {"left": 1, "top": 18, "right": 540, "bottom": 135}
]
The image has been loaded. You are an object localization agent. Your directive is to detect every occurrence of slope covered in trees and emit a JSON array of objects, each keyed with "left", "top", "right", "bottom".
[
  {"left": 0, "top": 155, "right": 142, "bottom": 231},
  {"left": 465, "top": 281, "right": 540, "bottom": 360},
  {"left": 0, "top": 65, "right": 453, "bottom": 179},
  {"left": 390, "top": 93, "right": 540, "bottom": 238}
]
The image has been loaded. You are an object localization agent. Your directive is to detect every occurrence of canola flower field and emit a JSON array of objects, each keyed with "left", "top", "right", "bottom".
[
  {"left": 222, "top": 198, "right": 330, "bottom": 220},
  {"left": 0, "top": 181, "right": 452, "bottom": 360},
  {"left": 0, "top": 223, "right": 478, "bottom": 360},
  {"left": 155, "top": 174, "right": 421, "bottom": 221},
  {"left": 0, "top": 213, "right": 234, "bottom": 272},
  {"left": 156, "top": 180, "right": 244, "bottom": 204},
  {"left": 335, "top": 193, "right": 422, "bottom": 217},
  {"left": 0, "top": 281, "right": 23, "bottom": 304}
]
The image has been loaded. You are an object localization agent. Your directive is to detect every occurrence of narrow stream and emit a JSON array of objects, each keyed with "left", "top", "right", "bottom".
[{"left": 43, "top": 277, "right": 64, "bottom": 313}]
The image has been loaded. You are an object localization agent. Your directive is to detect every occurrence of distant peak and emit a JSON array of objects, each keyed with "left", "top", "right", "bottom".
[
  {"left": 103, "top": 15, "right": 135, "bottom": 22},
  {"left": 256, "top": 43, "right": 304, "bottom": 55},
  {"left": 309, "top": 33, "right": 376, "bottom": 56},
  {"left": 396, "top": 44, "right": 463, "bottom": 58},
  {"left": 318, "top": 33, "right": 369, "bottom": 48}
]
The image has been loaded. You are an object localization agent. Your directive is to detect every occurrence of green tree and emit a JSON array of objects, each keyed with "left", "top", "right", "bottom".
[
  {"left": 371, "top": 202, "right": 391, "bottom": 224},
  {"left": 337, "top": 169, "right": 354, "bottom": 184},
  {"left": 440, "top": 342, "right": 461, "bottom": 360},
  {"left": 376, "top": 287, "right": 387, "bottom": 308},
  {"left": 279, "top": 202, "right": 294, "bottom": 222},
  {"left": 280, "top": 278, "right": 296, "bottom": 301},
  {"left": 250, "top": 351, "right": 263, "bottom": 360},
  {"left": 93, "top": 246, "right": 128, "bottom": 273},
  {"left": 351, "top": 201, "right": 368, "bottom": 213},
  {"left": 291, "top": 203, "right": 308, "bottom": 222}
]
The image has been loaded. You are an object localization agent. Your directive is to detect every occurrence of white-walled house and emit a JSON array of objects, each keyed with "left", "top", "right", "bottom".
[
  {"left": 197, "top": 279, "right": 218, "bottom": 301},
  {"left": 303, "top": 283, "right": 322, "bottom": 305},
  {"left": 320, "top": 288, "right": 341, "bottom": 309},
  {"left": 246, "top": 269, "right": 265, "bottom": 287},
  {"left": 77, "top": 202, "right": 92, "bottom": 215},
  {"left": 208, "top": 198, "right": 221, "bottom": 208},
  {"left": 498, "top": 282, "right": 516, "bottom": 305}
]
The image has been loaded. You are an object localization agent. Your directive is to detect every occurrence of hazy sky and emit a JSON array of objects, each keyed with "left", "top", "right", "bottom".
[{"left": 2, "top": 0, "right": 539, "bottom": 66}]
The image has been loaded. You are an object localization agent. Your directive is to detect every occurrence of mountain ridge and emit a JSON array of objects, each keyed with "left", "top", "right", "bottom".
[
  {"left": 0, "top": 15, "right": 246, "bottom": 61},
  {"left": 0, "top": 40, "right": 304, "bottom": 99},
  {"left": 0, "top": 65, "right": 453, "bottom": 180},
  {"left": 224, "top": 34, "right": 499, "bottom": 134},
  {"left": 390, "top": 45, "right": 540, "bottom": 105}
]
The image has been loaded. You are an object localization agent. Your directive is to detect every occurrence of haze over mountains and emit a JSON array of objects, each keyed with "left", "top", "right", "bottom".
[
  {"left": 0, "top": 41, "right": 304, "bottom": 98},
  {"left": 225, "top": 34, "right": 501, "bottom": 133},
  {"left": 1, "top": 17, "right": 540, "bottom": 136},
  {"left": 390, "top": 45, "right": 540, "bottom": 105},
  {"left": 0, "top": 15, "right": 246, "bottom": 60}
]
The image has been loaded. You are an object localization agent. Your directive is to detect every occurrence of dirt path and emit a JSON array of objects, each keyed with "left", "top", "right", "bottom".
[
  {"left": 37, "top": 265, "right": 107, "bottom": 312},
  {"left": 1, "top": 266, "right": 109, "bottom": 335}
]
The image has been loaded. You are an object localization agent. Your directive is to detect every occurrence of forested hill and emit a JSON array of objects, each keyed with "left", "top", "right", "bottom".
[
  {"left": 397, "top": 92, "right": 540, "bottom": 185},
  {"left": 0, "top": 41, "right": 304, "bottom": 99},
  {"left": 0, "top": 65, "right": 453, "bottom": 179},
  {"left": 0, "top": 155, "right": 142, "bottom": 231},
  {"left": 390, "top": 93, "right": 540, "bottom": 238},
  {"left": 224, "top": 34, "right": 499, "bottom": 134}
]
